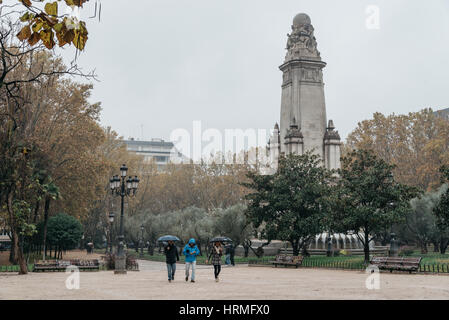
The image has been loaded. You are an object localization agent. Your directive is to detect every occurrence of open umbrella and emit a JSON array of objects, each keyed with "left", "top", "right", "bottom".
[
  {"left": 157, "top": 235, "right": 180, "bottom": 242},
  {"left": 210, "top": 236, "right": 233, "bottom": 243}
]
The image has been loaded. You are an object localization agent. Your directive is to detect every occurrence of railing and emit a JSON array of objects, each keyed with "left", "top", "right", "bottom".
[
  {"left": 248, "top": 257, "right": 449, "bottom": 274},
  {"left": 248, "top": 257, "right": 273, "bottom": 265},
  {"left": 248, "top": 257, "right": 365, "bottom": 270},
  {"left": 301, "top": 258, "right": 366, "bottom": 270},
  {"left": 418, "top": 263, "right": 449, "bottom": 274}
]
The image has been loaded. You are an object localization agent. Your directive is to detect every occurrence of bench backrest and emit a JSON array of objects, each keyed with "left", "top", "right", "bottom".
[
  {"left": 371, "top": 256, "right": 421, "bottom": 266},
  {"left": 275, "top": 255, "right": 303, "bottom": 263},
  {"left": 35, "top": 260, "right": 57, "bottom": 266}
]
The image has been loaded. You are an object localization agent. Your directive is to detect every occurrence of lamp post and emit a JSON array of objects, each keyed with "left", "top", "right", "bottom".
[
  {"left": 109, "top": 164, "right": 140, "bottom": 274},
  {"left": 108, "top": 212, "right": 115, "bottom": 254},
  {"left": 140, "top": 224, "right": 144, "bottom": 258}
]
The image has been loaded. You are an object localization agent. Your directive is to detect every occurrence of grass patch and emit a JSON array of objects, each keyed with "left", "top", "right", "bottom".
[{"left": 0, "top": 264, "right": 34, "bottom": 272}]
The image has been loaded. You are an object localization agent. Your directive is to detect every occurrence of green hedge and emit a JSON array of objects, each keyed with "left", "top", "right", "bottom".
[{"left": 0, "top": 264, "right": 34, "bottom": 272}]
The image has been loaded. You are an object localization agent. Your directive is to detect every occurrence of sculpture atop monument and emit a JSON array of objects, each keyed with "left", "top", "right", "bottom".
[
  {"left": 285, "top": 13, "right": 320, "bottom": 61},
  {"left": 268, "top": 13, "right": 341, "bottom": 171}
]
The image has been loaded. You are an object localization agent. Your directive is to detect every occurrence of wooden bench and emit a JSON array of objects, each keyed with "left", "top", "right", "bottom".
[
  {"left": 34, "top": 260, "right": 59, "bottom": 272},
  {"left": 270, "top": 255, "right": 303, "bottom": 268},
  {"left": 370, "top": 256, "right": 422, "bottom": 273},
  {"left": 33, "top": 259, "right": 100, "bottom": 272}
]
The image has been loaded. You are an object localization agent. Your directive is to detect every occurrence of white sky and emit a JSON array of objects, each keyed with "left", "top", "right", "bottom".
[{"left": 66, "top": 0, "right": 449, "bottom": 147}]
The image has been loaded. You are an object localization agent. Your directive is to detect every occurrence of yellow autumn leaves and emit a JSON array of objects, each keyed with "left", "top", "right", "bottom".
[{"left": 15, "top": 0, "right": 89, "bottom": 50}]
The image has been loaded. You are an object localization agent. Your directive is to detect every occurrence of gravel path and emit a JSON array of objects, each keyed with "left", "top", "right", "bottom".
[{"left": 1, "top": 262, "right": 449, "bottom": 300}]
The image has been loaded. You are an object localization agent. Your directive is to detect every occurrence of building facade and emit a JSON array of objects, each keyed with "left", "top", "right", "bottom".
[
  {"left": 123, "top": 138, "right": 188, "bottom": 170},
  {"left": 268, "top": 13, "right": 341, "bottom": 170},
  {"left": 434, "top": 107, "right": 449, "bottom": 120}
]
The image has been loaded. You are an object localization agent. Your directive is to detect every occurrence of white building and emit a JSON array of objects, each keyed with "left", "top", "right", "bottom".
[{"left": 123, "top": 138, "right": 188, "bottom": 170}]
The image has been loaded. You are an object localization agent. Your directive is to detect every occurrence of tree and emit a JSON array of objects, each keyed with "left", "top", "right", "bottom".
[
  {"left": 433, "top": 165, "right": 449, "bottom": 253},
  {"left": 212, "top": 204, "right": 254, "bottom": 257},
  {"left": 124, "top": 211, "right": 166, "bottom": 255},
  {"left": 345, "top": 109, "right": 449, "bottom": 191},
  {"left": 0, "top": 11, "right": 95, "bottom": 273},
  {"left": 82, "top": 127, "right": 145, "bottom": 250},
  {"left": 401, "top": 186, "right": 447, "bottom": 253},
  {"left": 243, "top": 152, "right": 334, "bottom": 256},
  {"left": 2, "top": 0, "right": 90, "bottom": 51},
  {"left": 332, "top": 149, "right": 417, "bottom": 263},
  {"left": 46, "top": 212, "right": 83, "bottom": 259},
  {"left": 167, "top": 207, "right": 213, "bottom": 255}
]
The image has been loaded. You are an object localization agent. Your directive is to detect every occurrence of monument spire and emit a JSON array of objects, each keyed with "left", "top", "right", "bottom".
[{"left": 269, "top": 13, "right": 341, "bottom": 170}]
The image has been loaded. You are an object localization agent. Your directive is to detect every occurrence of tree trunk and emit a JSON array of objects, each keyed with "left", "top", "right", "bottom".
[
  {"left": 432, "top": 241, "right": 439, "bottom": 252},
  {"left": 291, "top": 240, "right": 299, "bottom": 256},
  {"left": 33, "top": 200, "right": 40, "bottom": 223},
  {"left": 363, "top": 230, "right": 370, "bottom": 264},
  {"left": 7, "top": 192, "right": 26, "bottom": 273},
  {"left": 42, "top": 197, "right": 51, "bottom": 260},
  {"left": 243, "top": 245, "right": 249, "bottom": 257},
  {"left": 13, "top": 228, "right": 27, "bottom": 274},
  {"left": 197, "top": 242, "right": 202, "bottom": 256},
  {"left": 440, "top": 238, "right": 448, "bottom": 254},
  {"left": 301, "top": 245, "right": 310, "bottom": 257},
  {"left": 9, "top": 232, "right": 16, "bottom": 264},
  {"left": 420, "top": 242, "right": 428, "bottom": 254}
]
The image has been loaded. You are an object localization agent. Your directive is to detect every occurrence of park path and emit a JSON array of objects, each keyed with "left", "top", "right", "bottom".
[{"left": 2, "top": 263, "right": 449, "bottom": 299}]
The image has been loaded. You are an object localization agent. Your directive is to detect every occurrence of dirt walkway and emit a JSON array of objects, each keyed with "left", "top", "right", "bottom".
[{"left": 1, "top": 262, "right": 449, "bottom": 300}]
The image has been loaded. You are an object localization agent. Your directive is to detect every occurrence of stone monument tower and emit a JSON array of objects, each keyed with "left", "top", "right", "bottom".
[{"left": 268, "top": 13, "right": 341, "bottom": 170}]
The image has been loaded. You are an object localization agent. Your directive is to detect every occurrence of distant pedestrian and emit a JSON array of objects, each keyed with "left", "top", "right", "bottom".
[
  {"left": 87, "top": 242, "right": 94, "bottom": 254},
  {"left": 206, "top": 242, "right": 223, "bottom": 282},
  {"left": 229, "top": 245, "right": 235, "bottom": 266},
  {"left": 183, "top": 238, "right": 200, "bottom": 282},
  {"left": 224, "top": 245, "right": 231, "bottom": 265},
  {"left": 164, "top": 240, "right": 179, "bottom": 283}
]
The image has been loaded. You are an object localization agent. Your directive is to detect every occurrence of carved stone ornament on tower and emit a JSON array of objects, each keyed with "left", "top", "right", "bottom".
[{"left": 285, "top": 13, "right": 321, "bottom": 62}]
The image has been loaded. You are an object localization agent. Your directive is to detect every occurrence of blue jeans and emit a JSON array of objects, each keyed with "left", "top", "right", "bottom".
[
  {"left": 185, "top": 261, "right": 196, "bottom": 280},
  {"left": 225, "top": 254, "right": 231, "bottom": 265},
  {"left": 167, "top": 263, "right": 176, "bottom": 280}
]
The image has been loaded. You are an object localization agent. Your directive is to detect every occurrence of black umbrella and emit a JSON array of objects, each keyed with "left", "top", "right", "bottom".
[
  {"left": 157, "top": 235, "right": 180, "bottom": 242},
  {"left": 210, "top": 236, "right": 233, "bottom": 243}
]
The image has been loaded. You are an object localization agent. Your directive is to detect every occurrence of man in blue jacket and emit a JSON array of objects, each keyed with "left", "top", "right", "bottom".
[{"left": 183, "top": 238, "right": 200, "bottom": 282}]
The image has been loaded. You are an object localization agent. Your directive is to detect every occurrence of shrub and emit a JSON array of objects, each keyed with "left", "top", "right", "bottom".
[{"left": 399, "top": 246, "right": 415, "bottom": 256}]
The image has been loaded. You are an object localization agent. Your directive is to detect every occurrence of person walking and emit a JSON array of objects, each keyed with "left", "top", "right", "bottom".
[
  {"left": 224, "top": 244, "right": 231, "bottom": 265},
  {"left": 164, "top": 240, "right": 179, "bottom": 283},
  {"left": 229, "top": 245, "right": 235, "bottom": 266},
  {"left": 206, "top": 241, "right": 223, "bottom": 282},
  {"left": 183, "top": 238, "right": 200, "bottom": 283}
]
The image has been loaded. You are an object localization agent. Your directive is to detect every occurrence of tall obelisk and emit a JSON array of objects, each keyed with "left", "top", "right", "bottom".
[{"left": 269, "top": 13, "right": 341, "bottom": 170}]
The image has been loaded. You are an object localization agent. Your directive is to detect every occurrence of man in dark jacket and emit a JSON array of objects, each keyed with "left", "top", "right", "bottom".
[
  {"left": 164, "top": 240, "right": 179, "bottom": 282},
  {"left": 229, "top": 245, "right": 235, "bottom": 266}
]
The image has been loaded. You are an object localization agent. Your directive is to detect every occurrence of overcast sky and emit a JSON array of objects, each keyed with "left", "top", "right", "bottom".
[{"left": 68, "top": 0, "right": 449, "bottom": 146}]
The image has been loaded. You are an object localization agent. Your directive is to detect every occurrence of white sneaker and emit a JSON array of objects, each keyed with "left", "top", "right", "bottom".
[{"left": 215, "top": 277, "right": 219, "bottom": 282}]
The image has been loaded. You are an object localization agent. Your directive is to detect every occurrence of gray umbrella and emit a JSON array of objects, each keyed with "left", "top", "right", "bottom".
[
  {"left": 157, "top": 235, "right": 180, "bottom": 242},
  {"left": 210, "top": 236, "right": 233, "bottom": 243}
]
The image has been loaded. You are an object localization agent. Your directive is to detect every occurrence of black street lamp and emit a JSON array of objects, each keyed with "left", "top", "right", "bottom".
[
  {"left": 110, "top": 164, "right": 140, "bottom": 274},
  {"left": 108, "top": 212, "right": 115, "bottom": 254},
  {"left": 140, "top": 224, "right": 144, "bottom": 258}
]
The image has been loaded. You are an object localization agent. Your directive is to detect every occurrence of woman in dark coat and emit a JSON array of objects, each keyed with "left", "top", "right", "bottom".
[{"left": 206, "top": 241, "right": 223, "bottom": 282}]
